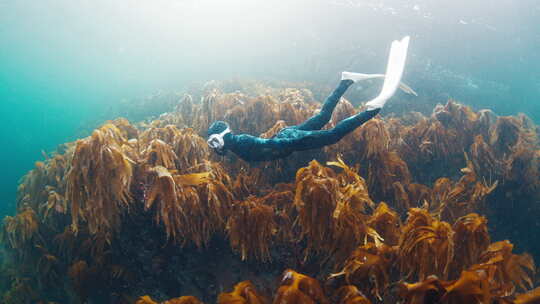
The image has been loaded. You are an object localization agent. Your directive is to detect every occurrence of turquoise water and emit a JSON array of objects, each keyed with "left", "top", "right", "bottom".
[{"left": 1, "top": 0, "right": 539, "bottom": 216}]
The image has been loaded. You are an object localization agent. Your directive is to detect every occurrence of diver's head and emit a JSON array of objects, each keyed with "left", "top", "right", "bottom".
[{"left": 207, "top": 121, "right": 231, "bottom": 156}]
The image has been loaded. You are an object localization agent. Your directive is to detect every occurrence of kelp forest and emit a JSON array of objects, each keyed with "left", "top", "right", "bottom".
[{"left": 1, "top": 81, "right": 540, "bottom": 304}]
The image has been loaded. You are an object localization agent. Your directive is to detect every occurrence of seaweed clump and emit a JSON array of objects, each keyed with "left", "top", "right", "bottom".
[{"left": 1, "top": 81, "right": 539, "bottom": 303}]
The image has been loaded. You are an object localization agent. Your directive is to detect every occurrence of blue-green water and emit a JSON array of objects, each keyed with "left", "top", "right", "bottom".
[{"left": 1, "top": 0, "right": 539, "bottom": 217}]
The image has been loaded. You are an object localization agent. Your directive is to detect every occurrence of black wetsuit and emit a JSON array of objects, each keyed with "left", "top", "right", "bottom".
[{"left": 224, "top": 79, "right": 380, "bottom": 161}]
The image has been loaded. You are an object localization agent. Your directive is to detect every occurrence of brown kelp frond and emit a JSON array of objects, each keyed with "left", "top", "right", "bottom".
[
  {"left": 54, "top": 226, "right": 79, "bottom": 261},
  {"left": 275, "top": 99, "right": 313, "bottom": 127},
  {"left": 433, "top": 100, "right": 478, "bottom": 133},
  {"left": 196, "top": 162, "right": 235, "bottom": 223},
  {"left": 505, "top": 141, "right": 540, "bottom": 192},
  {"left": 260, "top": 189, "right": 295, "bottom": 243},
  {"left": 49, "top": 149, "right": 72, "bottom": 173},
  {"left": 231, "top": 169, "right": 266, "bottom": 200},
  {"left": 490, "top": 116, "right": 523, "bottom": 156},
  {"left": 198, "top": 91, "right": 274, "bottom": 136},
  {"left": 2, "top": 207, "right": 40, "bottom": 250},
  {"left": 154, "top": 161, "right": 234, "bottom": 247},
  {"left": 392, "top": 181, "right": 411, "bottom": 213},
  {"left": 1, "top": 278, "right": 41, "bottom": 304},
  {"left": 294, "top": 160, "right": 340, "bottom": 255},
  {"left": 327, "top": 157, "right": 374, "bottom": 211},
  {"left": 184, "top": 85, "right": 320, "bottom": 166},
  {"left": 35, "top": 245, "right": 60, "bottom": 284},
  {"left": 145, "top": 166, "right": 212, "bottom": 243},
  {"left": 392, "top": 182, "right": 432, "bottom": 214},
  {"left": 398, "top": 270, "right": 493, "bottom": 304},
  {"left": 396, "top": 276, "right": 446, "bottom": 304},
  {"left": 330, "top": 98, "right": 357, "bottom": 127},
  {"left": 452, "top": 213, "right": 490, "bottom": 272},
  {"left": 41, "top": 187, "right": 67, "bottom": 219},
  {"left": 476, "top": 240, "right": 535, "bottom": 293},
  {"left": 273, "top": 270, "right": 329, "bottom": 304},
  {"left": 227, "top": 197, "right": 276, "bottom": 261},
  {"left": 139, "top": 124, "right": 182, "bottom": 145},
  {"left": 398, "top": 268, "right": 492, "bottom": 304},
  {"left": 172, "top": 128, "right": 209, "bottom": 170},
  {"left": 512, "top": 286, "right": 540, "bottom": 304},
  {"left": 441, "top": 270, "right": 492, "bottom": 304},
  {"left": 66, "top": 123, "right": 133, "bottom": 236},
  {"left": 218, "top": 280, "right": 266, "bottom": 304},
  {"left": 136, "top": 295, "right": 159, "bottom": 304},
  {"left": 399, "top": 118, "right": 460, "bottom": 166},
  {"left": 17, "top": 161, "right": 54, "bottom": 212},
  {"left": 474, "top": 109, "right": 498, "bottom": 140},
  {"left": 145, "top": 166, "right": 183, "bottom": 241},
  {"left": 19, "top": 151, "right": 72, "bottom": 213},
  {"left": 356, "top": 118, "right": 391, "bottom": 159},
  {"left": 337, "top": 285, "right": 372, "bottom": 304},
  {"left": 110, "top": 117, "right": 139, "bottom": 139},
  {"left": 191, "top": 89, "right": 219, "bottom": 133},
  {"left": 366, "top": 151, "right": 412, "bottom": 200},
  {"left": 224, "top": 95, "right": 280, "bottom": 136},
  {"left": 80, "top": 232, "right": 109, "bottom": 258},
  {"left": 294, "top": 159, "right": 382, "bottom": 261},
  {"left": 398, "top": 208, "right": 454, "bottom": 280},
  {"left": 439, "top": 268, "right": 492, "bottom": 304},
  {"left": 406, "top": 183, "right": 432, "bottom": 207},
  {"left": 393, "top": 118, "right": 428, "bottom": 164},
  {"left": 278, "top": 87, "right": 315, "bottom": 104},
  {"left": 68, "top": 260, "right": 91, "bottom": 302},
  {"left": 470, "top": 134, "right": 506, "bottom": 179},
  {"left": 142, "top": 138, "right": 178, "bottom": 170},
  {"left": 332, "top": 202, "right": 379, "bottom": 264},
  {"left": 196, "top": 160, "right": 234, "bottom": 187},
  {"left": 174, "top": 172, "right": 211, "bottom": 186},
  {"left": 174, "top": 94, "right": 195, "bottom": 126},
  {"left": 332, "top": 243, "right": 394, "bottom": 301},
  {"left": 423, "top": 120, "right": 461, "bottom": 160},
  {"left": 260, "top": 120, "right": 288, "bottom": 139},
  {"left": 367, "top": 202, "right": 401, "bottom": 246},
  {"left": 400, "top": 265, "right": 538, "bottom": 303},
  {"left": 429, "top": 177, "right": 452, "bottom": 209},
  {"left": 428, "top": 158, "right": 497, "bottom": 222},
  {"left": 400, "top": 208, "right": 433, "bottom": 232},
  {"left": 137, "top": 295, "right": 205, "bottom": 304},
  {"left": 165, "top": 296, "right": 205, "bottom": 304}
]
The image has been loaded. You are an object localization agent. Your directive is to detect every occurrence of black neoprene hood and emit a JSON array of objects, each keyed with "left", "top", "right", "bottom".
[{"left": 207, "top": 121, "right": 230, "bottom": 136}]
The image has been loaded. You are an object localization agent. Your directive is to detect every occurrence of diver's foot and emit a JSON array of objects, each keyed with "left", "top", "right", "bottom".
[{"left": 341, "top": 71, "right": 384, "bottom": 82}]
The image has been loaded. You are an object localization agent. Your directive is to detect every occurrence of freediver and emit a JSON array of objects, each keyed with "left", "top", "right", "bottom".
[{"left": 206, "top": 36, "right": 415, "bottom": 162}]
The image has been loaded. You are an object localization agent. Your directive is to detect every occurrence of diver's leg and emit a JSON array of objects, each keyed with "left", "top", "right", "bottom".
[
  {"left": 333, "top": 108, "right": 380, "bottom": 137},
  {"left": 296, "top": 109, "right": 380, "bottom": 149},
  {"left": 295, "top": 79, "right": 354, "bottom": 131},
  {"left": 323, "top": 109, "right": 380, "bottom": 144}
]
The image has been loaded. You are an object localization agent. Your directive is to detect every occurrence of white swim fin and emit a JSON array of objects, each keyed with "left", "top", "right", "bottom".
[
  {"left": 341, "top": 72, "right": 417, "bottom": 96},
  {"left": 341, "top": 72, "right": 384, "bottom": 82},
  {"left": 365, "top": 36, "right": 411, "bottom": 110}
]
